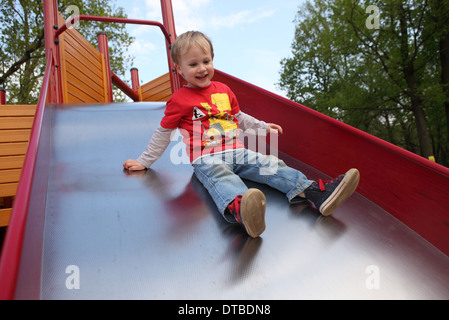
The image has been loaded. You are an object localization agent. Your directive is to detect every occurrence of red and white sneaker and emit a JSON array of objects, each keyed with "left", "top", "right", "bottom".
[
  {"left": 227, "top": 188, "right": 266, "bottom": 238},
  {"left": 304, "top": 168, "right": 360, "bottom": 216}
]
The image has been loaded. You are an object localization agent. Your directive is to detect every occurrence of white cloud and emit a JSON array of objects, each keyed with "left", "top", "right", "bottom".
[
  {"left": 172, "top": 1, "right": 276, "bottom": 33},
  {"left": 143, "top": 0, "right": 163, "bottom": 20},
  {"left": 210, "top": 8, "right": 276, "bottom": 29},
  {"left": 128, "top": 1, "right": 277, "bottom": 34},
  {"left": 130, "top": 41, "right": 156, "bottom": 54},
  {"left": 171, "top": 0, "right": 211, "bottom": 33}
]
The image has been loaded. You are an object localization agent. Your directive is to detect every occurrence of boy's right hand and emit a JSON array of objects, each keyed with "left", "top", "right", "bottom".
[{"left": 123, "top": 159, "right": 146, "bottom": 171}]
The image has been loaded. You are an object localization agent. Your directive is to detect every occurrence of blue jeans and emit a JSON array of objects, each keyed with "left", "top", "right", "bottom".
[{"left": 192, "top": 148, "right": 314, "bottom": 223}]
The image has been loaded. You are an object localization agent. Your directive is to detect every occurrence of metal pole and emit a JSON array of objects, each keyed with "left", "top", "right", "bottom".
[
  {"left": 0, "top": 87, "right": 5, "bottom": 105},
  {"left": 130, "top": 67, "right": 141, "bottom": 101},
  {"left": 42, "top": 0, "right": 62, "bottom": 103},
  {"left": 97, "top": 32, "right": 113, "bottom": 102},
  {"left": 160, "top": 0, "right": 182, "bottom": 92}
]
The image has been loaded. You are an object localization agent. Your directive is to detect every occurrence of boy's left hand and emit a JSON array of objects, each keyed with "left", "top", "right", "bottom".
[{"left": 268, "top": 123, "right": 283, "bottom": 135}]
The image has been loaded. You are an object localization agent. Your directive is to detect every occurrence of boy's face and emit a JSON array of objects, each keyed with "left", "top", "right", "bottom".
[{"left": 175, "top": 44, "right": 214, "bottom": 88}]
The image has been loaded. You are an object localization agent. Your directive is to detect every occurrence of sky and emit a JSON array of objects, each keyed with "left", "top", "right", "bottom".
[{"left": 113, "top": 0, "right": 306, "bottom": 96}]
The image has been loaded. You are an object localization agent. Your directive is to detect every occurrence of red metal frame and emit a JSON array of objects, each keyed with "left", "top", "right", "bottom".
[
  {"left": 0, "top": 87, "right": 5, "bottom": 104},
  {"left": 97, "top": 32, "right": 113, "bottom": 102},
  {"left": 111, "top": 71, "right": 140, "bottom": 102},
  {"left": 130, "top": 68, "right": 140, "bottom": 93},
  {"left": 160, "top": 0, "right": 183, "bottom": 92},
  {"left": 0, "top": 51, "right": 54, "bottom": 300},
  {"left": 43, "top": 0, "right": 63, "bottom": 104},
  {"left": 54, "top": 15, "right": 172, "bottom": 43}
]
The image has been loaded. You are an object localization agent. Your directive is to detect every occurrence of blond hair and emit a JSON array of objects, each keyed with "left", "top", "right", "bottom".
[{"left": 171, "top": 31, "right": 214, "bottom": 64}]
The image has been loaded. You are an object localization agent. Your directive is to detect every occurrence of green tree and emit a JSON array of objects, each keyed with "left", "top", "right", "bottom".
[
  {"left": 279, "top": 0, "right": 449, "bottom": 165},
  {"left": 0, "top": 0, "right": 134, "bottom": 104}
]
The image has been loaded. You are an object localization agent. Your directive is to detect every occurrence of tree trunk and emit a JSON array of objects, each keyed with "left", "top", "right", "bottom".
[
  {"left": 410, "top": 94, "right": 434, "bottom": 158},
  {"left": 398, "top": 4, "right": 434, "bottom": 159},
  {"left": 440, "top": 31, "right": 449, "bottom": 160}
]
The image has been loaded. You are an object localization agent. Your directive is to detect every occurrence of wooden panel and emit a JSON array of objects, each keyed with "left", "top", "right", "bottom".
[
  {"left": 67, "top": 92, "right": 84, "bottom": 104},
  {"left": 0, "top": 105, "right": 36, "bottom": 116},
  {"left": 61, "top": 46, "right": 106, "bottom": 103},
  {"left": 59, "top": 24, "right": 69, "bottom": 103},
  {"left": 0, "top": 117, "right": 34, "bottom": 129},
  {"left": 62, "top": 22, "right": 103, "bottom": 63},
  {"left": 59, "top": 13, "right": 107, "bottom": 104},
  {"left": 0, "top": 142, "right": 28, "bottom": 156},
  {"left": 65, "top": 68, "right": 105, "bottom": 101},
  {"left": 141, "top": 73, "right": 172, "bottom": 102},
  {"left": 0, "top": 105, "right": 35, "bottom": 226},
  {"left": 0, "top": 169, "right": 21, "bottom": 184},
  {"left": 0, "top": 105, "right": 36, "bottom": 160},
  {"left": 0, "top": 208, "right": 12, "bottom": 227},
  {"left": 142, "top": 73, "right": 169, "bottom": 88},
  {"left": 99, "top": 53, "right": 109, "bottom": 101},
  {"left": 66, "top": 79, "right": 103, "bottom": 103},
  {"left": 0, "top": 129, "right": 32, "bottom": 143},
  {"left": 63, "top": 33, "right": 103, "bottom": 72},
  {"left": 0, "top": 182, "right": 17, "bottom": 197},
  {"left": 141, "top": 74, "right": 171, "bottom": 95},
  {"left": 63, "top": 45, "right": 105, "bottom": 89},
  {"left": 143, "top": 88, "right": 172, "bottom": 102},
  {"left": 0, "top": 155, "right": 25, "bottom": 170}
]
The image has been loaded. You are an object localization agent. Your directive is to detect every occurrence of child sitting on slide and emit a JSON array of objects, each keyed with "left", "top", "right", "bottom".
[{"left": 124, "top": 31, "right": 360, "bottom": 238}]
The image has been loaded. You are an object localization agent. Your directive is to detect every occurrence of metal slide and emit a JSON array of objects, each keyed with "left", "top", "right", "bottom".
[
  {"left": 13, "top": 102, "right": 448, "bottom": 299},
  {"left": 1, "top": 0, "right": 448, "bottom": 300}
]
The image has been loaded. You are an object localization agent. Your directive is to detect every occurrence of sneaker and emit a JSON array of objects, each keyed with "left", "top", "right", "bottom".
[
  {"left": 304, "top": 168, "right": 360, "bottom": 216},
  {"left": 227, "top": 188, "right": 266, "bottom": 238}
]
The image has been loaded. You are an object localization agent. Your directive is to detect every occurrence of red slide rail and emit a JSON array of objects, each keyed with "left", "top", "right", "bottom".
[
  {"left": 0, "top": 51, "right": 54, "bottom": 300},
  {"left": 214, "top": 70, "right": 449, "bottom": 257}
]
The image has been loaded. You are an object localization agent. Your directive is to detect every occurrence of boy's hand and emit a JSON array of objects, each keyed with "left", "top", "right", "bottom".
[
  {"left": 123, "top": 159, "right": 146, "bottom": 171},
  {"left": 268, "top": 123, "right": 283, "bottom": 135}
]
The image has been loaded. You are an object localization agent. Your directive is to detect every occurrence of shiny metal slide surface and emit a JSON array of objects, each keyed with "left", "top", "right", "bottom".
[{"left": 40, "top": 103, "right": 449, "bottom": 299}]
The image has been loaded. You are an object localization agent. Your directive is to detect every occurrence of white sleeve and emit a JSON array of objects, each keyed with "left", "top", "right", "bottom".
[
  {"left": 236, "top": 111, "right": 269, "bottom": 132},
  {"left": 137, "top": 127, "right": 175, "bottom": 168}
]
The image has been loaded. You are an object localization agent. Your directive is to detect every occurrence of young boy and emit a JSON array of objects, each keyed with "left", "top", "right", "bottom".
[{"left": 123, "top": 31, "right": 360, "bottom": 238}]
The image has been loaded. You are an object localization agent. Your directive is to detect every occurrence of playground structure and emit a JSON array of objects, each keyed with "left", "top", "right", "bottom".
[{"left": 0, "top": 0, "right": 449, "bottom": 299}]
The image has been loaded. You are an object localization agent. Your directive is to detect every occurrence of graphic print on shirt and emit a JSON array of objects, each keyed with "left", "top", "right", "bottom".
[
  {"left": 194, "top": 93, "right": 239, "bottom": 148},
  {"left": 192, "top": 107, "right": 206, "bottom": 121}
]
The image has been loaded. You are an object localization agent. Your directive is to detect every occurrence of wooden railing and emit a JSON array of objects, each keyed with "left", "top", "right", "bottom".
[{"left": 0, "top": 105, "right": 36, "bottom": 226}]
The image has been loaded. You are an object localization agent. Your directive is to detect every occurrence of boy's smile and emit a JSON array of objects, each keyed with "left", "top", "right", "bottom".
[{"left": 175, "top": 44, "right": 214, "bottom": 88}]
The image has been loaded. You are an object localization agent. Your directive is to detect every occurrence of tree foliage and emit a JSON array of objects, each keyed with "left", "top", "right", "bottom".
[
  {"left": 0, "top": 0, "right": 134, "bottom": 104},
  {"left": 279, "top": 0, "right": 449, "bottom": 165}
]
